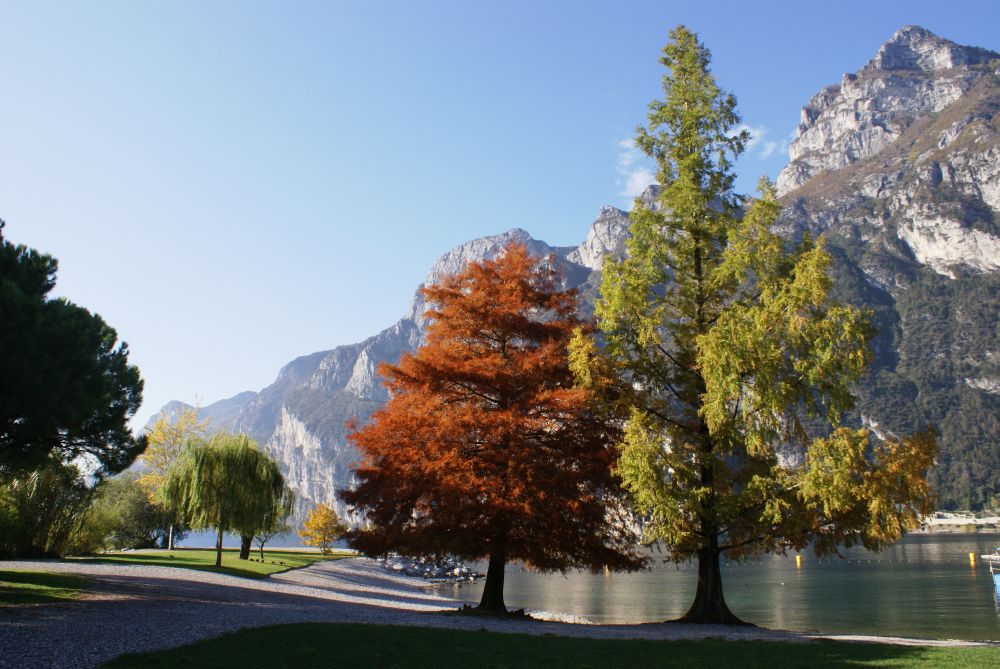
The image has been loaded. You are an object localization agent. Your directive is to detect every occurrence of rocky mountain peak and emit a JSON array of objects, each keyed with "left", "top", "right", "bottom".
[
  {"left": 422, "top": 228, "right": 549, "bottom": 287},
  {"left": 637, "top": 184, "right": 662, "bottom": 210},
  {"left": 776, "top": 26, "right": 999, "bottom": 196},
  {"left": 405, "top": 228, "right": 557, "bottom": 324},
  {"left": 567, "top": 184, "right": 661, "bottom": 271},
  {"left": 868, "top": 25, "right": 997, "bottom": 73},
  {"left": 567, "top": 207, "right": 629, "bottom": 270}
]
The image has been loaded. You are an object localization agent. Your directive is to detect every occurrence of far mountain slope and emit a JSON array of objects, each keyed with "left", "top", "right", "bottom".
[{"left": 146, "top": 391, "right": 257, "bottom": 434}]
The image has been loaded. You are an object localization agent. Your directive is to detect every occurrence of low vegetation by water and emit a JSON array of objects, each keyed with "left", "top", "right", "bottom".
[
  {"left": 0, "top": 570, "right": 85, "bottom": 605},
  {"left": 79, "top": 548, "right": 351, "bottom": 579},
  {"left": 100, "top": 623, "right": 999, "bottom": 668}
]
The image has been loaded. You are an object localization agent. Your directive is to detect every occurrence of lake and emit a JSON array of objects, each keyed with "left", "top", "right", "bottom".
[{"left": 440, "top": 532, "right": 1000, "bottom": 641}]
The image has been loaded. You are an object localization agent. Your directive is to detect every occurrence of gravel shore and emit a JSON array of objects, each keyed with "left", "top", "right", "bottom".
[{"left": 0, "top": 558, "right": 992, "bottom": 668}]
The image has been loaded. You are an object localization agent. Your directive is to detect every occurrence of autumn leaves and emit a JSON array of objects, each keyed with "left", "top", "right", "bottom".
[{"left": 340, "top": 245, "right": 644, "bottom": 611}]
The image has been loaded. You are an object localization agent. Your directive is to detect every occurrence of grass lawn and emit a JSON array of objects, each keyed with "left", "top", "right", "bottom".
[
  {"left": 100, "top": 623, "right": 999, "bottom": 668},
  {"left": 0, "top": 570, "right": 85, "bottom": 605},
  {"left": 78, "top": 548, "right": 351, "bottom": 579}
]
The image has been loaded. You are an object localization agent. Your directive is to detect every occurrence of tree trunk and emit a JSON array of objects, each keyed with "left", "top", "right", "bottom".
[
  {"left": 239, "top": 535, "right": 252, "bottom": 560},
  {"left": 167, "top": 525, "right": 174, "bottom": 551},
  {"left": 477, "top": 549, "right": 506, "bottom": 612},
  {"left": 215, "top": 527, "right": 223, "bottom": 567},
  {"left": 259, "top": 542, "right": 266, "bottom": 560},
  {"left": 676, "top": 396, "right": 745, "bottom": 625},
  {"left": 678, "top": 543, "right": 745, "bottom": 625}
]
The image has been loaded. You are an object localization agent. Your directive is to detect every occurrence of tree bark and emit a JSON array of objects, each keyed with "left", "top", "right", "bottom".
[
  {"left": 215, "top": 527, "right": 223, "bottom": 567},
  {"left": 676, "top": 409, "right": 745, "bottom": 625},
  {"left": 477, "top": 549, "right": 507, "bottom": 612},
  {"left": 167, "top": 525, "right": 174, "bottom": 551},
  {"left": 239, "top": 534, "right": 252, "bottom": 560},
  {"left": 678, "top": 542, "right": 745, "bottom": 625}
]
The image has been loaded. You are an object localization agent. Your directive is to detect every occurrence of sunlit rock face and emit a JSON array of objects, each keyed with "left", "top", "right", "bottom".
[
  {"left": 896, "top": 214, "right": 1000, "bottom": 277},
  {"left": 777, "top": 26, "right": 998, "bottom": 197},
  {"left": 266, "top": 407, "right": 337, "bottom": 519},
  {"left": 775, "top": 25, "right": 1000, "bottom": 278},
  {"left": 566, "top": 186, "right": 661, "bottom": 272},
  {"left": 568, "top": 207, "right": 632, "bottom": 271},
  {"left": 155, "top": 27, "right": 1000, "bottom": 517}
]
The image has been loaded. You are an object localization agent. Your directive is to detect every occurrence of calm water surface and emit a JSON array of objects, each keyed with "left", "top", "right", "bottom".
[{"left": 442, "top": 532, "right": 1000, "bottom": 641}]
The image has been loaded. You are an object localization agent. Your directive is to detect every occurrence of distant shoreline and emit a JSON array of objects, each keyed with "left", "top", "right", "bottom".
[{"left": 917, "top": 514, "right": 1000, "bottom": 533}]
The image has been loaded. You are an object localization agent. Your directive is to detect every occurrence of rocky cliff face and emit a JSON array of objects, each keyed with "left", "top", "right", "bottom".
[
  {"left": 776, "top": 26, "right": 998, "bottom": 198},
  {"left": 156, "top": 26, "right": 1000, "bottom": 516},
  {"left": 567, "top": 206, "right": 631, "bottom": 270},
  {"left": 776, "top": 26, "right": 1000, "bottom": 508},
  {"left": 567, "top": 187, "right": 659, "bottom": 271}
]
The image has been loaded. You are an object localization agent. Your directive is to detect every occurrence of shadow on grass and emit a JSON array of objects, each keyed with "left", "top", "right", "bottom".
[
  {"left": 85, "top": 553, "right": 269, "bottom": 580},
  {"left": 79, "top": 549, "right": 349, "bottom": 580},
  {"left": 100, "top": 623, "right": 998, "bottom": 669},
  {"left": 0, "top": 570, "right": 85, "bottom": 605}
]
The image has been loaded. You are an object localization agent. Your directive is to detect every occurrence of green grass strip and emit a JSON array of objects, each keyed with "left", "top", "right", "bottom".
[
  {"left": 101, "top": 622, "right": 998, "bottom": 668},
  {"left": 78, "top": 548, "right": 350, "bottom": 579},
  {"left": 0, "top": 570, "right": 85, "bottom": 605}
]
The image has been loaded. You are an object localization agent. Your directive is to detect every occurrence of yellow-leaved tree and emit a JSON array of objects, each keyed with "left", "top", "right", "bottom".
[
  {"left": 298, "top": 504, "right": 348, "bottom": 555},
  {"left": 138, "top": 405, "right": 208, "bottom": 549}
]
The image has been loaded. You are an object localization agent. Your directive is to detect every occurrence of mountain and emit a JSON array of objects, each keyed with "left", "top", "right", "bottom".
[
  {"left": 145, "top": 391, "right": 257, "bottom": 433},
  {"left": 152, "top": 26, "right": 1000, "bottom": 515},
  {"left": 775, "top": 25, "right": 1000, "bottom": 508},
  {"left": 227, "top": 228, "right": 593, "bottom": 520}
]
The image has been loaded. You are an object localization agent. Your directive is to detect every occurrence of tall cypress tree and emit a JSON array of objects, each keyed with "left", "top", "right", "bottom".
[{"left": 573, "top": 26, "right": 936, "bottom": 624}]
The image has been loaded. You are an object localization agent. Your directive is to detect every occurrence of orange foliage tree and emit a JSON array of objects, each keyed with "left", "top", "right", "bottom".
[{"left": 339, "top": 243, "right": 645, "bottom": 611}]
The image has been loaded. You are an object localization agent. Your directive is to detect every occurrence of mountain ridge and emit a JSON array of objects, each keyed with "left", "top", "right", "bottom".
[{"left": 154, "top": 25, "right": 1000, "bottom": 516}]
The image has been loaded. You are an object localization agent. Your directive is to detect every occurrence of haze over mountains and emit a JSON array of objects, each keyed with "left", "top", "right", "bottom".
[{"left": 157, "top": 26, "right": 1000, "bottom": 517}]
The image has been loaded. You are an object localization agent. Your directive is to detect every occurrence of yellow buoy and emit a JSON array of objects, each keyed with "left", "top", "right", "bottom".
[
  {"left": 795, "top": 555, "right": 802, "bottom": 569},
  {"left": 969, "top": 552, "right": 976, "bottom": 566}
]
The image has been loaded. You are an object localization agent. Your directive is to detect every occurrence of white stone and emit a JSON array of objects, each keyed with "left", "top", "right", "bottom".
[
  {"left": 896, "top": 216, "right": 1000, "bottom": 277},
  {"left": 965, "top": 377, "right": 1000, "bottom": 394},
  {"left": 567, "top": 206, "right": 631, "bottom": 270}
]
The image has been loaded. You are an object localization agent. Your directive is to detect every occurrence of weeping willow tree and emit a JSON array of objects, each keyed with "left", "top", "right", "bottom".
[
  {"left": 158, "top": 433, "right": 287, "bottom": 567},
  {"left": 571, "top": 25, "right": 937, "bottom": 625}
]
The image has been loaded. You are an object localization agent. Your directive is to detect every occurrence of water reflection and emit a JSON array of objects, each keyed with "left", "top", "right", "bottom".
[{"left": 443, "top": 532, "right": 1000, "bottom": 640}]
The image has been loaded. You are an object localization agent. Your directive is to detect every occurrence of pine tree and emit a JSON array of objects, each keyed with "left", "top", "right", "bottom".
[
  {"left": 340, "top": 243, "right": 644, "bottom": 612},
  {"left": 572, "top": 25, "right": 937, "bottom": 624},
  {"left": 0, "top": 220, "right": 145, "bottom": 477}
]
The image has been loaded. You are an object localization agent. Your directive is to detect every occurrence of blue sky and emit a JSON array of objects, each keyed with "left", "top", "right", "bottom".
[{"left": 2, "top": 1, "right": 997, "bottom": 427}]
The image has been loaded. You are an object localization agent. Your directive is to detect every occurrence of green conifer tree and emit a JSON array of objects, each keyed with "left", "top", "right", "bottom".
[{"left": 572, "top": 25, "right": 937, "bottom": 624}]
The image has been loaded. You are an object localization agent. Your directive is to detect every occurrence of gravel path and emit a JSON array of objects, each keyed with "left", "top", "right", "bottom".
[{"left": 0, "top": 558, "right": 992, "bottom": 668}]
